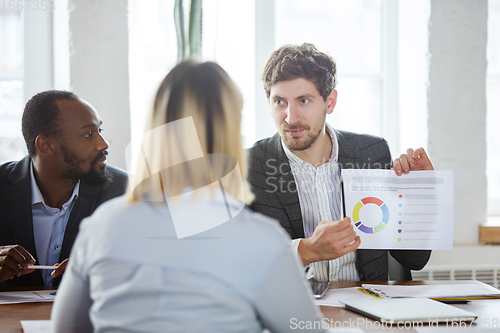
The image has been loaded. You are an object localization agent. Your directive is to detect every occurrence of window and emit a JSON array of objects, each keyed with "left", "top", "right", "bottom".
[
  {"left": 397, "top": 0, "right": 429, "bottom": 154},
  {"left": 129, "top": 0, "right": 255, "bottom": 165},
  {"left": 487, "top": 0, "right": 500, "bottom": 215},
  {"left": 130, "top": 0, "right": 430, "bottom": 158},
  {"left": 0, "top": 6, "right": 53, "bottom": 165},
  {"left": 0, "top": 7, "right": 25, "bottom": 164},
  {"left": 276, "top": 0, "right": 384, "bottom": 138},
  {"left": 273, "top": 0, "right": 430, "bottom": 157},
  {"left": 128, "top": 0, "right": 177, "bottom": 171},
  {"left": 202, "top": 0, "right": 255, "bottom": 147}
]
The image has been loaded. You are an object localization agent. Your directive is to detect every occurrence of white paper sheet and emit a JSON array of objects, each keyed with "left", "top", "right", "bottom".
[
  {"left": 341, "top": 169, "right": 454, "bottom": 250},
  {"left": 361, "top": 282, "right": 500, "bottom": 298},
  {"left": 314, "top": 287, "right": 376, "bottom": 307},
  {"left": 20, "top": 320, "right": 52, "bottom": 333},
  {"left": 0, "top": 290, "right": 55, "bottom": 305}
]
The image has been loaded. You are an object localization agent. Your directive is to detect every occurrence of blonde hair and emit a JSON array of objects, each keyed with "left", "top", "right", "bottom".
[{"left": 127, "top": 60, "right": 253, "bottom": 204}]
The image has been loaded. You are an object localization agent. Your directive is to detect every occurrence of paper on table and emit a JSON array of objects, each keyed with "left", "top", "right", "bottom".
[
  {"left": 21, "top": 320, "right": 52, "bottom": 333},
  {"left": 361, "top": 282, "right": 500, "bottom": 299},
  {"left": 314, "top": 287, "right": 375, "bottom": 307},
  {"left": 341, "top": 169, "right": 454, "bottom": 250},
  {"left": 0, "top": 290, "right": 55, "bottom": 305}
]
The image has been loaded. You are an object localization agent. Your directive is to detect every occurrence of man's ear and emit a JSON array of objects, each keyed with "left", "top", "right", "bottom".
[
  {"left": 326, "top": 89, "right": 338, "bottom": 115},
  {"left": 35, "top": 135, "right": 55, "bottom": 156}
]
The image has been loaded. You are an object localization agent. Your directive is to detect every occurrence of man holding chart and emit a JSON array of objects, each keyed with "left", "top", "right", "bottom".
[
  {"left": 0, "top": 90, "right": 127, "bottom": 287},
  {"left": 248, "top": 43, "right": 433, "bottom": 281}
]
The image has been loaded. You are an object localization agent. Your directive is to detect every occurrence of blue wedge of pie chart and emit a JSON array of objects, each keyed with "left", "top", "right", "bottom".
[{"left": 352, "top": 197, "right": 389, "bottom": 234}]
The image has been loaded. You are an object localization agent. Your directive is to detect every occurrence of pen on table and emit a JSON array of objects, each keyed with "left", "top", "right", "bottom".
[
  {"left": 27, "top": 265, "right": 57, "bottom": 270},
  {"left": 31, "top": 291, "right": 45, "bottom": 298},
  {"left": 357, "top": 287, "right": 384, "bottom": 299},
  {"left": 31, "top": 290, "right": 57, "bottom": 297}
]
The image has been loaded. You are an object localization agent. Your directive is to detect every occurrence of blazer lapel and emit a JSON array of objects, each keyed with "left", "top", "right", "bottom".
[
  {"left": 2, "top": 156, "right": 43, "bottom": 285},
  {"left": 266, "top": 134, "right": 304, "bottom": 239},
  {"left": 58, "top": 181, "right": 100, "bottom": 262}
]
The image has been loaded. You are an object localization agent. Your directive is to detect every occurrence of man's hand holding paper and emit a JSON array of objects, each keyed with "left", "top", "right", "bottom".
[
  {"left": 298, "top": 147, "right": 436, "bottom": 265},
  {"left": 393, "top": 147, "right": 435, "bottom": 175}
]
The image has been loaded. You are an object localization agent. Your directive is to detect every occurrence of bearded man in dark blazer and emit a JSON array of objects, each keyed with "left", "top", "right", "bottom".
[
  {"left": 0, "top": 90, "right": 128, "bottom": 286},
  {"left": 248, "top": 44, "right": 432, "bottom": 281}
]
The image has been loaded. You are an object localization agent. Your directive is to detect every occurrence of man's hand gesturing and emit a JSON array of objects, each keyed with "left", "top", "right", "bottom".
[{"left": 298, "top": 217, "right": 361, "bottom": 266}]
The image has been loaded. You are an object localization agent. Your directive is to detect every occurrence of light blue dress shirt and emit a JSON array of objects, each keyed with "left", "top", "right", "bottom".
[{"left": 30, "top": 162, "right": 80, "bottom": 286}]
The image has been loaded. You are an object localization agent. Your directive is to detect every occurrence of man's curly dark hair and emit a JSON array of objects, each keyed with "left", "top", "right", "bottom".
[
  {"left": 22, "top": 90, "right": 78, "bottom": 157},
  {"left": 261, "top": 43, "right": 337, "bottom": 101}
]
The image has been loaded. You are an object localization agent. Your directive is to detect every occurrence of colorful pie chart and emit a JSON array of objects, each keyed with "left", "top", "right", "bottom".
[{"left": 352, "top": 197, "right": 389, "bottom": 234}]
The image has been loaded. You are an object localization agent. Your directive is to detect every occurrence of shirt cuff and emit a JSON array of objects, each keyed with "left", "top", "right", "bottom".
[
  {"left": 291, "top": 238, "right": 302, "bottom": 252},
  {"left": 291, "top": 238, "right": 309, "bottom": 269}
]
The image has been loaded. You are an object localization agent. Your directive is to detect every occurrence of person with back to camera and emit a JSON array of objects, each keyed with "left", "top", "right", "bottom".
[{"left": 52, "top": 60, "right": 330, "bottom": 332}]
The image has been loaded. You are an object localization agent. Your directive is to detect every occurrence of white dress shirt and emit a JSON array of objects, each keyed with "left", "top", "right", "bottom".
[
  {"left": 52, "top": 193, "right": 326, "bottom": 333},
  {"left": 30, "top": 162, "right": 79, "bottom": 285},
  {"left": 282, "top": 123, "right": 360, "bottom": 282}
]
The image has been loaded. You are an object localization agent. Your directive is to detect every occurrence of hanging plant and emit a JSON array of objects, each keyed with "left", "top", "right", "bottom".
[{"left": 174, "top": 0, "right": 203, "bottom": 62}]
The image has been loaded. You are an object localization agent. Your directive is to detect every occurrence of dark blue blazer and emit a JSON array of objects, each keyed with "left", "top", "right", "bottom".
[{"left": 0, "top": 155, "right": 128, "bottom": 286}]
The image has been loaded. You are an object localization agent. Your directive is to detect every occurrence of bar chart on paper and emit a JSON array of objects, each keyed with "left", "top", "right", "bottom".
[{"left": 341, "top": 170, "right": 454, "bottom": 250}]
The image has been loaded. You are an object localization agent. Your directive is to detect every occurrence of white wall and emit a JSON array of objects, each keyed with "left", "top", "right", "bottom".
[
  {"left": 68, "top": 0, "right": 131, "bottom": 169},
  {"left": 425, "top": 0, "right": 500, "bottom": 265},
  {"left": 428, "top": 244, "right": 500, "bottom": 266},
  {"left": 428, "top": 0, "right": 488, "bottom": 245}
]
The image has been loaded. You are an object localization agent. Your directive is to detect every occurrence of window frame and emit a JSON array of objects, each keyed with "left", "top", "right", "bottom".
[{"left": 253, "top": 0, "right": 401, "bottom": 156}]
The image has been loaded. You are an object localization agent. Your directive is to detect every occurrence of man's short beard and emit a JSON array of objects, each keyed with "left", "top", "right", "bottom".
[
  {"left": 79, "top": 164, "right": 112, "bottom": 187},
  {"left": 283, "top": 126, "right": 322, "bottom": 151},
  {"left": 281, "top": 112, "right": 326, "bottom": 151},
  {"left": 61, "top": 146, "right": 112, "bottom": 187}
]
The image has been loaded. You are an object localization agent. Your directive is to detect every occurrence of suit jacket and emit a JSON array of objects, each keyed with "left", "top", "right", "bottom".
[
  {"left": 0, "top": 155, "right": 128, "bottom": 287},
  {"left": 248, "top": 130, "right": 431, "bottom": 281}
]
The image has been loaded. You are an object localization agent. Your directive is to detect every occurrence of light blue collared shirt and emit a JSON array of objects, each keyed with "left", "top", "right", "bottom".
[{"left": 30, "top": 162, "right": 80, "bottom": 286}]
